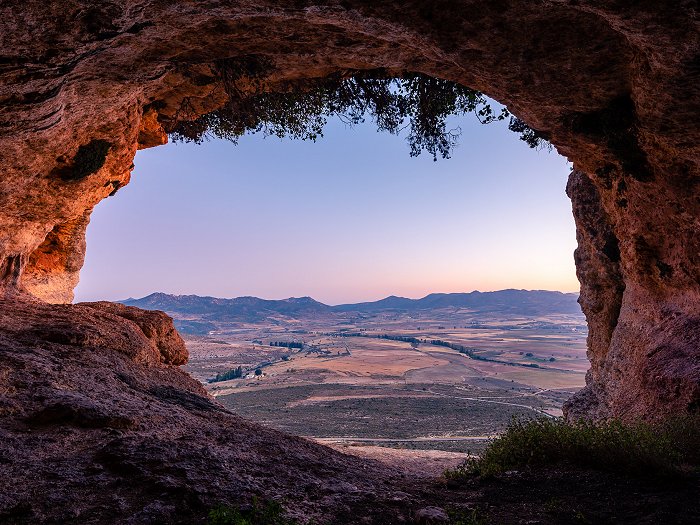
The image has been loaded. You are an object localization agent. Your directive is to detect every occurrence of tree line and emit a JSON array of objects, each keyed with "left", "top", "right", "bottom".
[{"left": 269, "top": 341, "right": 303, "bottom": 349}]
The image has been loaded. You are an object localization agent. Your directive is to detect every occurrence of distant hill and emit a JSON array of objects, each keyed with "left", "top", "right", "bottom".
[
  {"left": 334, "top": 289, "right": 581, "bottom": 315},
  {"left": 120, "top": 289, "right": 581, "bottom": 327},
  {"left": 121, "top": 292, "right": 331, "bottom": 323}
]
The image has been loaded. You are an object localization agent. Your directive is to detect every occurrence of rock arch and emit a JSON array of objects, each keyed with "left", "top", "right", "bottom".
[{"left": 0, "top": 1, "right": 698, "bottom": 420}]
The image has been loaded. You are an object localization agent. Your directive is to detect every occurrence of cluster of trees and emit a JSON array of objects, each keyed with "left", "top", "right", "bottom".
[
  {"left": 426, "top": 339, "right": 484, "bottom": 360},
  {"left": 376, "top": 334, "right": 421, "bottom": 345},
  {"left": 269, "top": 341, "right": 303, "bottom": 349},
  {"left": 210, "top": 366, "right": 244, "bottom": 383},
  {"left": 334, "top": 331, "right": 422, "bottom": 346},
  {"left": 167, "top": 58, "right": 549, "bottom": 161}
]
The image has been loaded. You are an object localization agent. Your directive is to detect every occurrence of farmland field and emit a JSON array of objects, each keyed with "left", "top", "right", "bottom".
[{"left": 182, "top": 307, "right": 588, "bottom": 455}]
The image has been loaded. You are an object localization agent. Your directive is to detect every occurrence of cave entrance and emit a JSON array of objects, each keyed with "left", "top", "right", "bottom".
[
  {"left": 2, "top": 0, "right": 694, "bottom": 443},
  {"left": 2, "top": 4, "right": 698, "bottom": 521},
  {"left": 73, "top": 74, "right": 588, "bottom": 453}
]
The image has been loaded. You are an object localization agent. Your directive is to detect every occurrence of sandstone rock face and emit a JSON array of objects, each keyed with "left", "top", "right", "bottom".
[
  {"left": 80, "top": 301, "right": 189, "bottom": 365},
  {"left": 0, "top": 295, "right": 187, "bottom": 366},
  {"left": 0, "top": 1, "right": 698, "bottom": 420}
]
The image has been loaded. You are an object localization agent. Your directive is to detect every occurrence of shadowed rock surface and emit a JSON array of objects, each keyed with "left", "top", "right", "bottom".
[{"left": 80, "top": 301, "right": 190, "bottom": 365}]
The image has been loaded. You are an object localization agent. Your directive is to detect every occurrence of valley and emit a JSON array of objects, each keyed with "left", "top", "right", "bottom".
[{"left": 125, "top": 290, "right": 588, "bottom": 456}]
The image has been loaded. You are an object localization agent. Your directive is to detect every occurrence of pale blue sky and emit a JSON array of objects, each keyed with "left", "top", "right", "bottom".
[{"left": 74, "top": 112, "right": 578, "bottom": 304}]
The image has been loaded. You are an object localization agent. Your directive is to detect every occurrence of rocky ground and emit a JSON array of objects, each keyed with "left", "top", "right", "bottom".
[
  {"left": 322, "top": 444, "right": 469, "bottom": 479},
  {"left": 0, "top": 296, "right": 698, "bottom": 524},
  {"left": 0, "top": 0, "right": 698, "bottom": 422}
]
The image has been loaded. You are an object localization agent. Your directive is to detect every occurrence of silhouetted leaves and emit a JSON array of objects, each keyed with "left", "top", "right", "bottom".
[
  {"left": 508, "top": 117, "right": 551, "bottom": 150},
  {"left": 167, "top": 62, "right": 546, "bottom": 160}
]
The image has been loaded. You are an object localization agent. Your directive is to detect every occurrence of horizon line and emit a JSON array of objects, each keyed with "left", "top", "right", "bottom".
[{"left": 119, "top": 287, "right": 581, "bottom": 307}]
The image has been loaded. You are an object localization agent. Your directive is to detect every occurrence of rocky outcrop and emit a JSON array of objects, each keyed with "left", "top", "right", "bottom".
[
  {"left": 0, "top": 1, "right": 698, "bottom": 420},
  {"left": 80, "top": 301, "right": 189, "bottom": 365},
  {"left": 0, "top": 295, "right": 419, "bottom": 523},
  {"left": 0, "top": 296, "right": 186, "bottom": 364},
  {"left": 566, "top": 170, "right": 700, "bottom": 420}
]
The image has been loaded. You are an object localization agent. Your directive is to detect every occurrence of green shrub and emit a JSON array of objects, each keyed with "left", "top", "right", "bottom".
[
  {"left": 208, "top": 497, "right": 297, "bottom": 525},
  {"left": 448, "top": 508, "right": 488, "bottom": 525},
  {"left": 445, "top": 416, "right": 700, "bottom": 480},
  {"left": 657, "top": 415, "right": 700, "bottom": 466}
]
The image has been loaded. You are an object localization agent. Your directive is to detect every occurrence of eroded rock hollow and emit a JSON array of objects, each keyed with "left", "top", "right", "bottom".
[{"left": 0, "top": 1, "right": 698, "bottom": 421}]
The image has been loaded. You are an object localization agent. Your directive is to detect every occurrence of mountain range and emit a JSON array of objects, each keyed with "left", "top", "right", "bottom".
[{"left": 120, "top": 289, "right": 581, "bottom": 324}]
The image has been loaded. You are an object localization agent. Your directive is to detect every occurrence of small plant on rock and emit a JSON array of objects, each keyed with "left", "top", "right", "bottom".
[{"left": 208, "top": 497, "right": 298, "bottom": 525}]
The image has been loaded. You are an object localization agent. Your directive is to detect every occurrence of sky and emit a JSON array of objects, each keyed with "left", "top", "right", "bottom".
[{"left": 74, "top": 111, "right": 579, "bottom": 305}]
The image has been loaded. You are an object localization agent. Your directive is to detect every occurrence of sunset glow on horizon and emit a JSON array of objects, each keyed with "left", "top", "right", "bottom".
[{"left": 75, "top": 111, "right": 579, "bottom": 305}]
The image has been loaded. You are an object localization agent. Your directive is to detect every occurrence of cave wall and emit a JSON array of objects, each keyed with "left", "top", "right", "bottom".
[{"left": 0, "top": 0, "right": 698, "bottom": 420}]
